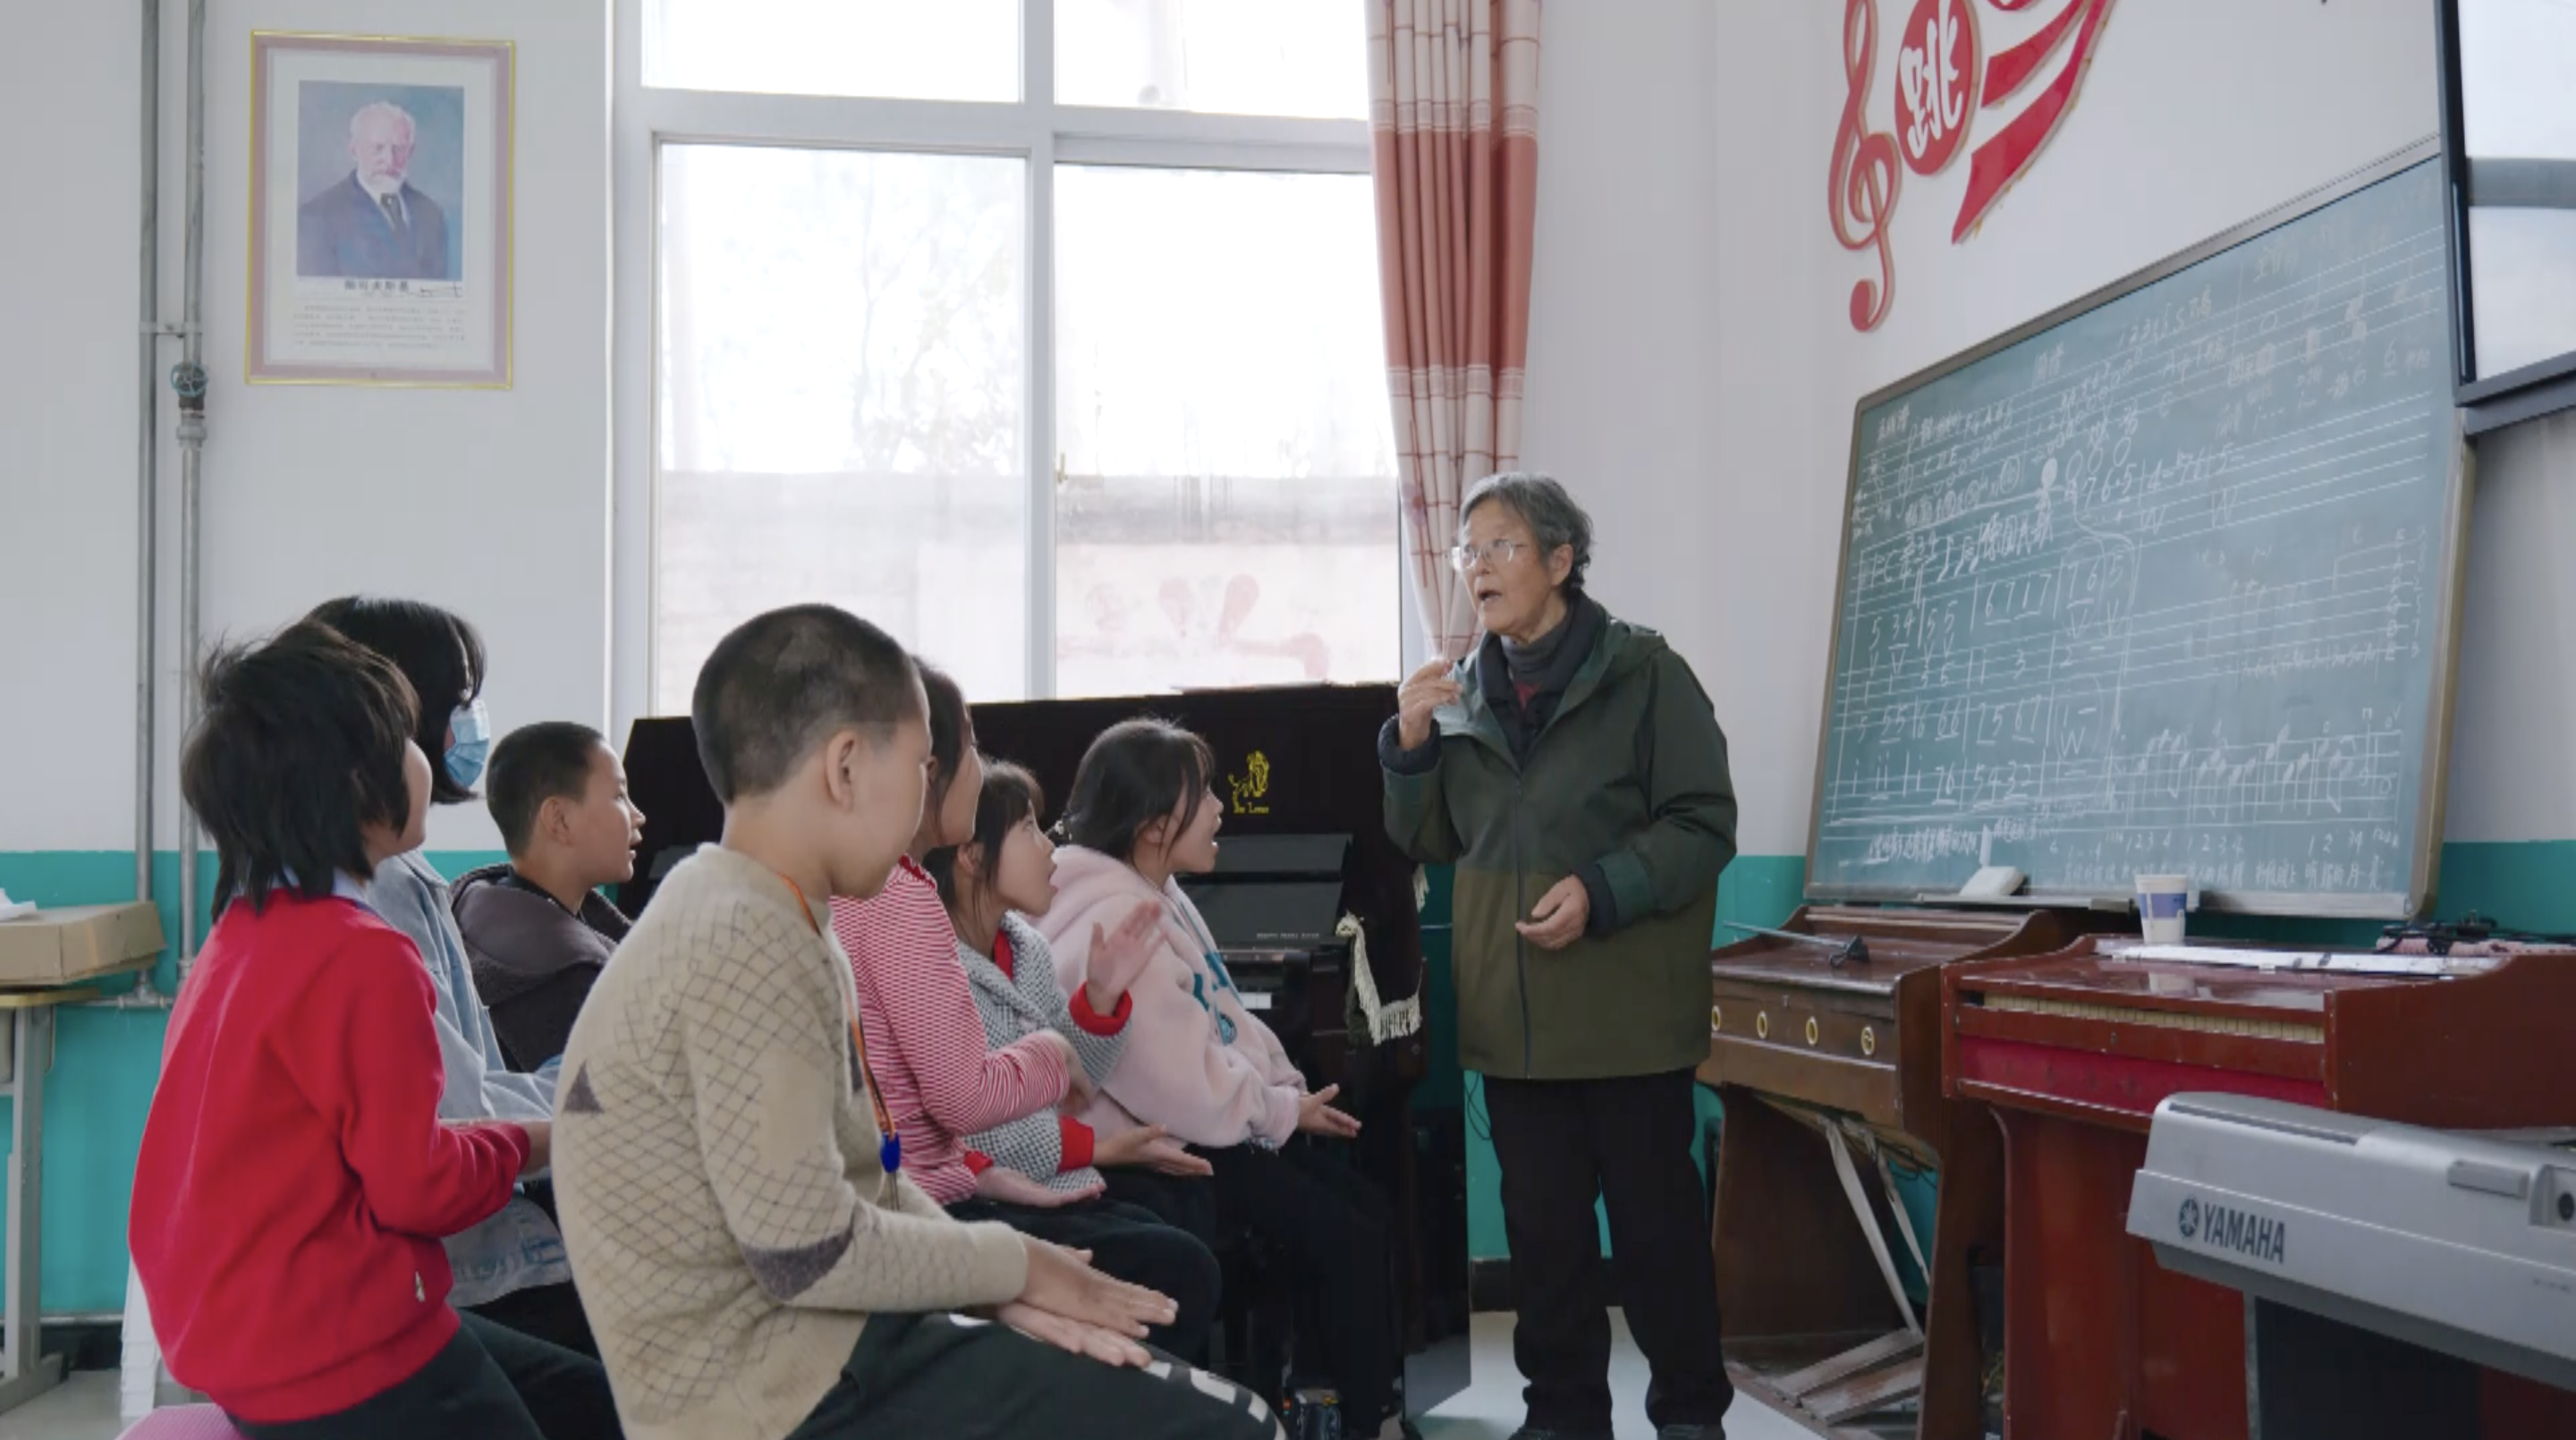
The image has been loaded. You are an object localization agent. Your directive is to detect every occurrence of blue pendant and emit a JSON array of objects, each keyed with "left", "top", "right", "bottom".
[{"left": 881, "top": 1134, "right": 902, "bottom": 1173}]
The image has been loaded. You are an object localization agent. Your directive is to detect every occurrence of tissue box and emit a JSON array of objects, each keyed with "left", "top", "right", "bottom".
[{"left": 0, "top": 902, "right": 166, "bottom": 986}]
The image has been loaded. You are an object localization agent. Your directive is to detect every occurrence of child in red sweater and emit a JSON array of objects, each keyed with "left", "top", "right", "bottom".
[{"left": 130, "top": 621, "right": 621, "bottom": 1440}]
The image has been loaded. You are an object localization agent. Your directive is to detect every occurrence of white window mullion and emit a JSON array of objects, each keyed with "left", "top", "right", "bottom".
[
  {"left": 1026, "top": 0, "right": 1060, "bottom": 699},
  {"left": 1053, "top": 133, "right": 1370, "bottom": 175},
  {"left": 611, "top": 0, "right": 656, "bottom": 736},
  {"left": 623, "top": 89, "right": 1041, "bottom": 156}
]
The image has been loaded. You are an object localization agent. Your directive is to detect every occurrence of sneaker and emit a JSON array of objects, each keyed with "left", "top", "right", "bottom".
[
  {"left": 1655, "top": 1427, "right": 1725, "bottom": 1440},
  {"left": 1507, "top": 1430, "right": 1614, "bottom": 1440}
]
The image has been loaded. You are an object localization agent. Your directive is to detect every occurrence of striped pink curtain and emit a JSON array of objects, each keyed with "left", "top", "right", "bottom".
[{"left": 1368, "top": 0, "right": 1542, "bottom": 660}]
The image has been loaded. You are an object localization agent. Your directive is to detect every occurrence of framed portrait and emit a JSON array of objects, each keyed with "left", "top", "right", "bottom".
[{"left": 248, "top": 32, "right": 513, "bottom": 386}]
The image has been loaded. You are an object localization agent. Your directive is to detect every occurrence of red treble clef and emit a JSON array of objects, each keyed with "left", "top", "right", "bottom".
[{"left": 1830, "top": 0, "right": 1902, "bottom": 332}]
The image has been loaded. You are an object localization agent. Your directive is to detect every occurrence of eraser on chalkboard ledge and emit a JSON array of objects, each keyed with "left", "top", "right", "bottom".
[{"left": 1957, "top": 866, "right": 2026, "bottom": 900}]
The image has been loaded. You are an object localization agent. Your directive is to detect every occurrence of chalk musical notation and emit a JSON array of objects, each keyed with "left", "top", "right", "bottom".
[{"left": 1809, "top": 157, "right": 2463, "bottom": 915}]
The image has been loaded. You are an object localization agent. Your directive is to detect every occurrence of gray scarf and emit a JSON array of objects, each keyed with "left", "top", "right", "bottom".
[{"left": 1499, "top": 605, "right": 1580, "bottom": 684}]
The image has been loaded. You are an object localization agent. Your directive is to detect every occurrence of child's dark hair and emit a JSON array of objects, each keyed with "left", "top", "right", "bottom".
[
  {"left": 918, "top": 658, "right": 975, "bottom": 812},
  {"left": 182, "top": 621, "right": 420, "bottom": 917},
  {"left": 925, "top": 760, "right": 1045, "bottom": 913},
  {"left": 691, "top": 606, "right": 922, "bottom": 803},
  {"left": 307, "top": 596, "right": 487, "bottom": 805},
  {"left": 1059, "top": 718, "right": 1216, "bottom": 864},
  {"left": 487, "top": 722, "right": 609, "bottom": 856}
]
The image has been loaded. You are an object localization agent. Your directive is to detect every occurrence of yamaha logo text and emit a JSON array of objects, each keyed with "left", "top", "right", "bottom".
[{"left": 2178, "top": 1196, "right": 2286, "bottom": 1266}]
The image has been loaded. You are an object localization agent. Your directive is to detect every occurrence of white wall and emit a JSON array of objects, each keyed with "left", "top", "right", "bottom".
[
  {"left": 1525, "top": 0, "right": 2576, "bottom": 858},
  {"left": 1519, "top": 0, "right": 1724, "bottom": 682},
  {"left": 2449, "top": 405, "right": 2576, "bottom": 840},
  {"left": 2, "top": 1, "right": 149, "bottom": 854},
  {"left": 0, "top": 0, "right": 610, "bottom": 858}
]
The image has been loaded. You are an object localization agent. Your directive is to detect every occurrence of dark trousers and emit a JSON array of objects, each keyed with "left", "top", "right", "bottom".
[
  {"left": 227, "top": 1309, "right": 622, "bottom": 1440},
  {"left": 784, "top": 1311, "right": 1284, "bottom": 1440},
  {"left": 1106, "top": 1141, "right": 1400, "bottom": 1429},
  {"left": 947, "top": 1195, "right": 1221, "bottom": 1360},
  {"left": 468, "top": 1279, "right": 599, "bottom": 1359},
  {"left": 1485, "top": 1070, "right": 1732, "bottom": 1434}
]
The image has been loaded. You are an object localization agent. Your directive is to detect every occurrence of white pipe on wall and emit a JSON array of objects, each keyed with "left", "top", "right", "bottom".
[
  {"left": 133, "top": 0, "right": 160, "bottom": 922},
  {"left": 174, "top": 0, "right": 208, "bottom": 981}
]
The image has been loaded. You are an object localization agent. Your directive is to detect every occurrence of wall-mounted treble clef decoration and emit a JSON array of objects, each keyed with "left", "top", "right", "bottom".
[{"left": 1831, "top": 0, "right": 1903, "bottom": 332}]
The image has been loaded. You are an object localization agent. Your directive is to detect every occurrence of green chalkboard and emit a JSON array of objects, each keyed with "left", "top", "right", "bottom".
[{"left": 1808, "top": 147, "right": 2467, "bottom": 919}]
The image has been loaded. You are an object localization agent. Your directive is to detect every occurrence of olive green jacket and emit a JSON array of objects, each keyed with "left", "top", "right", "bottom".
[{"left": 1383, "top": 614, "right": 1737, "bottom": 1080}]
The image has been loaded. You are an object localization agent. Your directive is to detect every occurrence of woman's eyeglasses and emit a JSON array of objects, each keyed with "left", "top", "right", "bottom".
[{"left": 1449, "top": 538, "right": 1530, "bottom": 573}]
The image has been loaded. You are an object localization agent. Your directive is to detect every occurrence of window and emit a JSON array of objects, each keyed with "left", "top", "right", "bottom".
[
  {"left": 1055, "top": 0, "right": 1369, "bottom": 119},
  {"left": 619, "top": 0, "right": 1394, "bottom": 716}
]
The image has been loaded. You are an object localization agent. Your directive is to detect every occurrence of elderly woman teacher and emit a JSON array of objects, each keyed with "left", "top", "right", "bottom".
[{"left": 1381, "top": 473, "right": 1738, "bottom": 1440}]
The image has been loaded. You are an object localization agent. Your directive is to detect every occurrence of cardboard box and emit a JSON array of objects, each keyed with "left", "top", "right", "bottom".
[{"left": 0, "top": 902, "right": 166, "bottom": 986}]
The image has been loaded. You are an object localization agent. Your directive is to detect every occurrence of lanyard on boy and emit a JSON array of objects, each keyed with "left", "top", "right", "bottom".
[{"left": 775, "top": 870, "right": 902, "bottom": 1176}]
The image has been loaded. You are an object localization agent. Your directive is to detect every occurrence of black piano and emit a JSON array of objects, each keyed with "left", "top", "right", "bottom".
[{"left": 619, "top": 682, "right": 1471, "bottom": 1419}]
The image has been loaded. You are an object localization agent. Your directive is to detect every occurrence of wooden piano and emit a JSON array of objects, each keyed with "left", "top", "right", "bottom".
[
  {"left": 618, "top": 683, "right": 1472, "bottom": 1419},
  {"left": 1943, "top": 935, "right": 2576, "bottom": 1440},
  {"left": 1701, "top": 905, "right": 2077, "bottom": 1439}
]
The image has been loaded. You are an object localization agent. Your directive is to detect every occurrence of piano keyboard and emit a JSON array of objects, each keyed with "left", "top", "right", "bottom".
[{"left": 1979, "top": 994, "right": 2325, "bottom": 1045}]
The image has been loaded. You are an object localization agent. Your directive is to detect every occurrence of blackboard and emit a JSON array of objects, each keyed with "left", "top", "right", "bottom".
[{"left": 1807, "top": 147, "right": 2468, "bottom": 918}]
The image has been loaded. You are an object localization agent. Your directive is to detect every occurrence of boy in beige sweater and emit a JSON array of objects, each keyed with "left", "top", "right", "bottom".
[{"left": 552, "top": 605, "right": 1284, "bottom": 1440}]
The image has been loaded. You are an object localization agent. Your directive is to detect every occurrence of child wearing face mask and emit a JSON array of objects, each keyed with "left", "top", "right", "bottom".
[
  {"left": 131, "top": 621, "right": 618, "bottom": 1440},
  {"left": 306, "top": 597, "right": 590, "bottom": 1360},
  {"left": 1041, "top": 718, "right": 1405, "bottom": 1438}
]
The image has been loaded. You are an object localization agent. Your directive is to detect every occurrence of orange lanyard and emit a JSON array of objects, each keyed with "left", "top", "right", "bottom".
[{"left": 777, "top": 871, "right": 903, "bottom": 1174}]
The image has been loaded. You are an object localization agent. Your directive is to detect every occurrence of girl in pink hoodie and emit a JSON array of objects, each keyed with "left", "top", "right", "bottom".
[{"left": 1040, "top": 718, "right": 1402, "bottom": 1437}]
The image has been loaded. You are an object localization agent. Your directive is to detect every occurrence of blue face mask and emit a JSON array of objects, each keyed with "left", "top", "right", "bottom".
[{"left": 445, "top": 699, "right": 492, "bottom": 790}]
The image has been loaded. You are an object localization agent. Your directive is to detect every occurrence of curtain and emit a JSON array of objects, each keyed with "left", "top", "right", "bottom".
[{"left": 1368, "top": 0, "right": 1542, "bottom": 660}]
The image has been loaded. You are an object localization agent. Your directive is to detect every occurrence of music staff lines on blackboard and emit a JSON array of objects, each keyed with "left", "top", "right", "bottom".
[
  {"left": 1836, "top": 402, "right": 2434, "bottom": 625},
  {"left": 1844, "top": 240, "right": 2444, "bottom": 534},
  {"left": 1845, "top": 223, "right": 2444, "bottom": 507},
  {"left": 1809, "top": 159, "right": 2461, "bottom": 910},
  {"left": 1830, "top": 535, "right": 2426, "bottom": 724},
  {"left": 1845, "top": 240, "right": 2445, "bottom": 558}
]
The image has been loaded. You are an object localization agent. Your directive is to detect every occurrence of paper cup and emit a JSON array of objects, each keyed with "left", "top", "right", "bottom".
[{"left": 2136, "top": 874, "right": 2190, "bottom": 944}]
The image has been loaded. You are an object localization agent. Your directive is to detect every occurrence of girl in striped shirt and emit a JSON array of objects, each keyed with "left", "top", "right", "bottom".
[{"left": 829, "top": 663, "right": 1219, "bottom": 1359}]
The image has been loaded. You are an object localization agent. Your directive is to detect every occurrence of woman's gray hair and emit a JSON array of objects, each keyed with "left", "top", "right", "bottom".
[{"left": 1462, "top": 472, "right": 1592, "bottom": 589}]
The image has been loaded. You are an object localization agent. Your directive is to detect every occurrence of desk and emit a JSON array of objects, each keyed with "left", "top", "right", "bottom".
[
  {"left": 1942, "top": 937, "right": 2576, "bottom": 1440},
  {"left": 0, "top": 976, "right": 125, "bottom": 1414},
  {"left": 1701, "top": 907, "right": 2076, "bottom": 1438}
]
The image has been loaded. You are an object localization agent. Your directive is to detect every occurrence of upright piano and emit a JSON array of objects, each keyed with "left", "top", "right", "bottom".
[
  {"left": 619, "top": 683, "right": 1472, "bottom": 1419},
  {"left": 1700, "top": 905, "right": 2077, "bottom": 1439},
  {"left": 1942, "top": 935, "right": 2576, "bottom": 1440}
]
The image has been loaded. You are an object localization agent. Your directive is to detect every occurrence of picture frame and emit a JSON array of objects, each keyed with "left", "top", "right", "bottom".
[{"left": 247, "top": 31, "right": 513, "bottom": 386}]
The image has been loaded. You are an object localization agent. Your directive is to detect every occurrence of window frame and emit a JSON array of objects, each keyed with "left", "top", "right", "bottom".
[{"left": 612, "top": 0, "right": 1381, "bottom": 729}]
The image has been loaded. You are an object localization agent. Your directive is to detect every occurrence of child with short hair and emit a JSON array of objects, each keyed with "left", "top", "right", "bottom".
[
  {"left": 131, "top": 621, "right": 619, "bottom": 1440},
  {"left": 454, "top": 721, "right": 647, "bottom": 1072},
  {"left": 827, "top": 663, "right": 1082, "bottom": 1212},
  {"left": 550, "top": 606, "right": 1284, "bottom": 1440}
]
